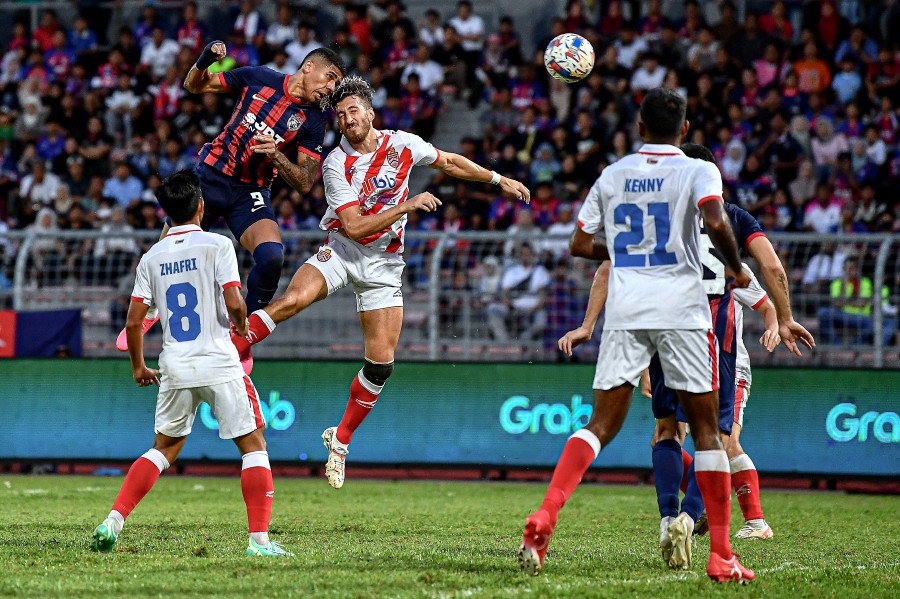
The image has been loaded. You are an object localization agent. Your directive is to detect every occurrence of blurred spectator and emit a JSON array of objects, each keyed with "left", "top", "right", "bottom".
[
  {"left": 832, "top": 57, "right": 863, "bottom": 106},
  {"left": 286, "top": 23, "right": 322, "bottom": 71},
  {"left": 853, "top": 185, "right": 887, "bottom": 231},
  {"left": 27, "top": 207, "right": 63, "bottom": 286},
  {"left": 811, "top": 118, "right": 849, "bottom": 176},
  {"left": 486, "top": 243, "right": 550, "bottom": 342},
  {"left": 140, "top": 27, "right": 180, "bottom": 80},
  {"left": 105, "top": 74, "right": 140, "bottom": 144},
  {"left": 20, "top": 160, "right": 60, "bottom": 208},
  {"left": 545, "top": 258, "right": 582, "bottom": 358},
  {"left": 794, "top": 42, "right": 831, "bottom": 94},
  {"left": 818, "top": 260, "right": 896, "bottom": 346},
  {"left": 543, "top": 203, "right": 576, "bottom": 258},
  {"left": 33, "top": 10, "right": 60, "bottom": 53},
  {"left": 266, "top": 49, "right": 293, "bottom": 75},
  {"left": 630, "top": 53, "right": 666, "bottom": 94},
  {"left": 804, "top": 183, "right": 842, "bottom": 233},
  {"left": 400, "top": 74, "right": 438, "bottom": 140},
  {"left": 864, "top": 125, "right": 887, "bottom": 165},
  {"left": 419, "top": 9, "right": 444, "bottom": 50},
  {"left": 36, "top": 121, "right": 65, "bottom": 163},
  {"left": 614, "top": 25, "right": 648, "bottom": 70},
  {"left": 266, "top": 5, "right": 298, "bottom": 50},
  {"left": 233, "top": 0, "right": 263, "bottom": 47},
  {"left": 102, "top": 162, "right": 143, "bottom": 207},
  {"left": 402, "top": 44, "right": 443, "bottom": 95},
  {"left": 449, "top": 1, "right": 485, "bottom": 73},
  {"left": 373, "top": 1, "right": 416, "bottom": 49},
  {"left": 177, "top": 1, "right": 207, "bottom": 54},
  {"left": 94, "top": 205, "right": 139, "bottom": 284}
]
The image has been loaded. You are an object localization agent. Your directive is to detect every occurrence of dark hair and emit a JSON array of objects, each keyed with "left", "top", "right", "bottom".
[
  {"left": 301, "top": 47, "right": 347, "bottom": 77},
  {"left": 680, "top": 142, "right": 716, "bottom": 164},
  {"left": 326, "top": 75, "right": 373, "bottom": 110},
  {"left": 157, "top": 170, "right": 202, "bottom": 224},
  {"left": 640, "top": 88, "right": 687, "bottom": 140}
]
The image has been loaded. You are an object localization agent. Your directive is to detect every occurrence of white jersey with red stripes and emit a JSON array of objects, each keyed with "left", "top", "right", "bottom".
[
  {"left": 131, "top": 224, "right": 245, "bottom": 390},
  {"left": 732, "top": 264, "right": 769, "bottom": 385},
  {"left": 576, "top": 143, "right": 724, "bottom": 330},
  {"left": 320, "top": 129, "right": 439, "bottom": 253}
]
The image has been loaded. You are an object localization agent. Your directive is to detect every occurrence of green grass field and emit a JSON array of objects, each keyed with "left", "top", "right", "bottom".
[{"left": 0, "top": 475, "right": 896, "bottom": 598}]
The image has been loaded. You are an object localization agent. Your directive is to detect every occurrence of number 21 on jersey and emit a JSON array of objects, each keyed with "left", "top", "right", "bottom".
[{"left": 613, "top": 202, "right": 677, "bottom": 267}]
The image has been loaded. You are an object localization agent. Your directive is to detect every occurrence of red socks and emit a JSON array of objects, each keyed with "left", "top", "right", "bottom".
[
  {"left": 680, "top": 448, "right": 693, "bottom": 494},
  {"left": 241, "top": 451, "right": 273, "bottom": 534},
  {"left": 730, "top": 454, "right": 764, "bottom": 521},
  {"left": 335, "top": 372, "right": 383, "bottom": 445},
  {"left": 112, "top": 449, "right": 169, "bottom": 519},
  {"left": 233, "top": 311, "right": 276, "bottom": 353},
  {"left": 539, "top": 429, "right": 601, "bottom": 523},
  {"left": 694, "top": 449, "right": 733, "bottom": 559}
]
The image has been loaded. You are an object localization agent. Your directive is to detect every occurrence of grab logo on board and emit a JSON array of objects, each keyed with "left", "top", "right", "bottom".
[
  {"left": 826, "top": 403, "right": 899, "bottom": 444},
  {"left": 200, "top": 390, "right": 296, "bottom": 431},
  {"left": 499, "top": 395, "right": 592, "bottom": 435}
]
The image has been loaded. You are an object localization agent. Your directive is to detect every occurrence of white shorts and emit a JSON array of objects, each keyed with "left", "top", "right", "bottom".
[
  {"left": 305, "top": 232, "right": 405, "bottom": 312},
  {"left": 593, "top": 329, "right": 718, "bottom": 394},
  {"left": 734, "top": 377, "right": 749, "bottom": 427},
  {"left": 155, "top": 375, "right": 264, "bottom": 440}
]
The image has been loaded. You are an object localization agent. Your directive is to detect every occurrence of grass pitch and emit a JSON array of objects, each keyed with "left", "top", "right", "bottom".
[{"left": 0, "top": 475, "right": 896, "bottom": 598}]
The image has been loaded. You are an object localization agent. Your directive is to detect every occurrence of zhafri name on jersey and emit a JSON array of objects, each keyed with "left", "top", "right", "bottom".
[{"left": 159, "top": 258, "right": 199, "bottom": 277}]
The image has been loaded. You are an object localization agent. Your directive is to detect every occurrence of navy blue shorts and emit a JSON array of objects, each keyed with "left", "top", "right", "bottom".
[
  {"left": 194, "top": 163, "right": 275, "bottom": 240},
  {"left": 650, "top": 348, "right": 737, "bottom": 436}
]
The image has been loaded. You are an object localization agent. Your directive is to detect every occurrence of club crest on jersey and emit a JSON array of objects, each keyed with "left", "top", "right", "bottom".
[
  {"left": 286, "top": 112, "right": 305, "bottom": 131},
  {"left": 317, "top": 248, "right": 332, "bottom": 262},
  {"left": 386, "top": 146, "right": 400, "bottom": 168}
]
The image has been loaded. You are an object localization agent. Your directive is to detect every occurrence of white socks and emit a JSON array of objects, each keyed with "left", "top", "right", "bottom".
[
  {"left": 729, "top": 453, "right": 756, "bottom": 474},
  {"left": 106, "top": 510, "right": 125, "bottom": 535},
  {"left": 142, "top": 448, "right": 170, "bottom": 473}
]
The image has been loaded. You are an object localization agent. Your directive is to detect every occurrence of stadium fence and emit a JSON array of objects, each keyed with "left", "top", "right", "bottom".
[{"left": 1, "top": 229, "right": 898, "bottom": 368}]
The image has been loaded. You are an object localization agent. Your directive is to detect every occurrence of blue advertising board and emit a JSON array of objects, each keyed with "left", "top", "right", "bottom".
[{"left": 0, "top": 360, "right": 897, "bottom": 476}]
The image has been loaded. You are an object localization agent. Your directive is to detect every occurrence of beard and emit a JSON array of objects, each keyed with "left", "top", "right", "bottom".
[{"left": 342, "top": 117, "right": 372, "bottom": 144}]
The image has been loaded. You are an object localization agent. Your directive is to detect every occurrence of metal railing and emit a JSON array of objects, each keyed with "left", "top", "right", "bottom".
[{"left": 1, "top": 229, "right": 898, "bottom": 368}]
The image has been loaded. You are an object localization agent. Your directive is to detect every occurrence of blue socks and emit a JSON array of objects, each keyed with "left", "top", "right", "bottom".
[
  {"left": 246, "top": 242, "right": 284, "bottom": 312},
  {"left": 680, "top": 461, "right": 705, "bottom": 522},
  {"left": 653, "top": 439, "right": 683, "bottom": 519}
]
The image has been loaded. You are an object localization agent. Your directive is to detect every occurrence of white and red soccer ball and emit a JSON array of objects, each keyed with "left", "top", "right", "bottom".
[{"left": 543, "top": 33, "right": 595, "bottom": 83}]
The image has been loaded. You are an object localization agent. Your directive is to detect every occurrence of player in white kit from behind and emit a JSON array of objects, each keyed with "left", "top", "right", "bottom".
[
  {"left": 231, "top": 76, "right": 530, "bottom": 490},
  {"left": 518, "top": 89, "right": 755, "bottom": 583},
  {"left": 90, "top": 170, "right": 290, "bottom": 557}
]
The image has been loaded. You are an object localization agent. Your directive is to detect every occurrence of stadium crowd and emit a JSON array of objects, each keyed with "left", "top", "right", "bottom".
[{"left": 0, "top": 0, "right": 898, "bottom": 350}]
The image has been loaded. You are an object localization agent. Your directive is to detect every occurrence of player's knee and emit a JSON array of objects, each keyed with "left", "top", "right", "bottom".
[
  {"left": 252, "top": 242, "right": 284, "bottom": 284},
  {"left": 362, "top": 359, "right": 394, "bottom": 387}
]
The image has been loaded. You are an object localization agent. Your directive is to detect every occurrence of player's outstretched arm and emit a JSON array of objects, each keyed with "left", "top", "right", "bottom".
[
  {"left": 183, "top": 41, "right": 228, "bottom": 94},
  {"left": 747, "top": 235, "right": 815, "bottom": 356},
  {"left": 700, "top": 200, "right": 748, "bottom": 288},
  {"left": 224, "top": 286, "right": 248, "bottom": 337},
  {"left": 430, "top": 151, "right": 530, "bottom": 203},
  {"left": 126, "top": 300, "right": 160, "bottom": 387},
  {"left": 558, "top": 260, "right": 609, "bottom": 356}
]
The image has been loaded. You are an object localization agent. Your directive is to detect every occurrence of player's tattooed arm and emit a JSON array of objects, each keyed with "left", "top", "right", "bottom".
[
  {"left": 273, "top": 152, "right": 319, "bottom": 194},
  {"left": 252, "top": 135, "right": 318, "bottom": 193},
  {"left": 748, "top": 235, "right": 816, "bottom": 355}
]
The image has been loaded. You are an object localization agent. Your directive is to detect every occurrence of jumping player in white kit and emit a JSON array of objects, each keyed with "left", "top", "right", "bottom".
[
  {"left": 232, "top": 76, "right": 530, "bottom": 489},
  {"left": 518, "top": 89, "right": 756, "bottom": 583},
  {"left": 90, "top": 171, "right": 290, "bottom": 557}
]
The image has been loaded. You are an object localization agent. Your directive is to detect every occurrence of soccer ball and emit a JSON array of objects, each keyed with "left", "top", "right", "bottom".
[{"left": 543, "top": 33, "right": 595, "bottom": 83}]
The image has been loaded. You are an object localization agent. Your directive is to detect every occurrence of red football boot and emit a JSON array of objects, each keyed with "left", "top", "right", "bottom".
[
  {"left": 518, "top": 510, "right": 555, "bottom": 575},
  {"left": 707, "top": 552, "right": 756, "bottom": 583}
]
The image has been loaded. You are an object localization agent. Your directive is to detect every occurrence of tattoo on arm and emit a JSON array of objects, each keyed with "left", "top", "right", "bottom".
[{"left": 275, "top": 153, "right": 319, "bottom": 193}]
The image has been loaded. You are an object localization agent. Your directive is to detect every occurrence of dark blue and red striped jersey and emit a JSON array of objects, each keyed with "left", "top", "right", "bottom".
[
  {"left": 701, "top": 203, "right": 765, "bottom": 354},
  {"left": 198, "top": 67, "right": 326, "bottom": 188}
]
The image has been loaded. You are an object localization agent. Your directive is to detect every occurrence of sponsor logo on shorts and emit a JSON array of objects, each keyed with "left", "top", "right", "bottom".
[
  {"left": 287, "top": 112, "right": 305, "bottom": 131},
  {"left": 386, "top": 146, "right": 400, "bottom": 168},
  {"left": 317, "top": 248, "right": 332, "bottom": 262}
]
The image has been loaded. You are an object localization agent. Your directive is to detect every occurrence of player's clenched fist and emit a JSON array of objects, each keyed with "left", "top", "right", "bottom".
[
  {"left": 406, "top": 192, "right": 441, "bottom": 213},
  {"left": 730, "top": 269, "right": 751, "bottom": 290},
  {"left": 210, "top": 42, "right": 226, "bottom": 60}
]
